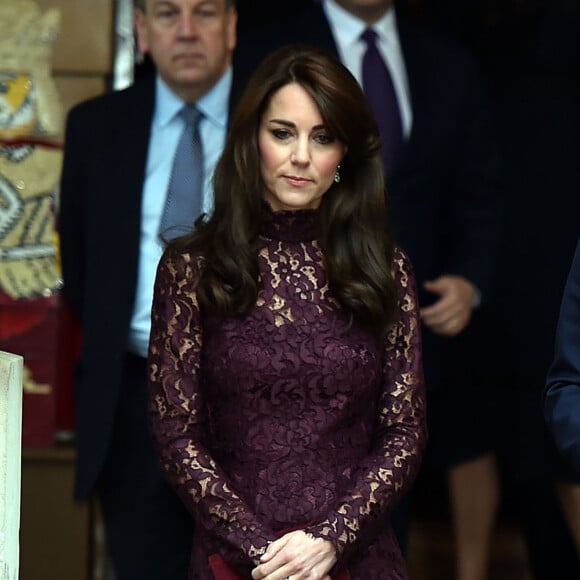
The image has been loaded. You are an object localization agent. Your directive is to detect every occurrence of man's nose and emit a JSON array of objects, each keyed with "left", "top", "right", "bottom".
[{"left": 178, "top": 13, "right": 198, "bottom": 36}]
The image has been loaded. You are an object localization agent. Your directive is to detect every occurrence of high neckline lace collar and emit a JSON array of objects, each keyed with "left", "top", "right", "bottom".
[{"left": 261, "top": 201, "right": 321, "bottom": 243}]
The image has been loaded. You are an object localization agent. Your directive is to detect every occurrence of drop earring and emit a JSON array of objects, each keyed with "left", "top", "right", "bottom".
[{"left": 334, "top": 164, "right": 341, "bottom": 184}]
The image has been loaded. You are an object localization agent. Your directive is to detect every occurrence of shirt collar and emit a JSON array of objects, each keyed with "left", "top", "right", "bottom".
[
  {"left": 323, "top": 0, "right": 399, "bottom": 48},
  {"left": 153, "top": 66, "right": 232, "bottom": 129}
]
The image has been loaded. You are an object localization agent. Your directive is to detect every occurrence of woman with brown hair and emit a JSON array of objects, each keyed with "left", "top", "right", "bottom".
[{"left": 148, "top": 45, "right": 426, "bottom": 579}]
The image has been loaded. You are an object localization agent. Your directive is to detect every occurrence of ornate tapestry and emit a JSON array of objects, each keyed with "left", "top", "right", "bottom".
[{"left": 0, "top": 0, "right": 63, "bottom": 445}]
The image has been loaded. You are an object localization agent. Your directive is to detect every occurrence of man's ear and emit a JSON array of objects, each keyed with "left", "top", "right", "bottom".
[
  {"left": 227, "top": 6, "right": 238, "bottom": 52},
  {"left": 134, "top": 9, "right": 149, "bottom": 55}
]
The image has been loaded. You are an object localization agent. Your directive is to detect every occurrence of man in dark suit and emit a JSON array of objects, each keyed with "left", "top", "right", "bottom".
[
  {"left": 239, "top": 0, "right": 499, "bottom": 357},
  {"left": 546, "top": 239, "right": 580, "bottom": 477},
  {"left": 237, "top": 0, "right": 500, "bottom": 558},
  {"left": 58, "top": 1, "right": 238, "bottom": 578},
  {"left": 544, "top": 237, "right": 580, "bottom": 555}
]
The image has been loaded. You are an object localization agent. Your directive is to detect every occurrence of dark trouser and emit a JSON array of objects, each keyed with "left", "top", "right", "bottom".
[
  {"left": 96, "top": 353, "right": 194, "bottom": 580},
  {"left": 515, "top": 479, "right": 580, "bottom": 579}
]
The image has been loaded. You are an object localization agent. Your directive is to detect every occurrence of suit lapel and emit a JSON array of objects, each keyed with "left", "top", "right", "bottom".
[
  {"left": 110, "top": 77, "right": 154, "bottom": 226},
  {"left": 106, "top": 78, "right": 155, "bottom": 259},
  {"left": 392, "top": 15, "right": 429, "bottom": 178},
  {"left": 96, "top": 77, "right": 155, "bottom": 293}
]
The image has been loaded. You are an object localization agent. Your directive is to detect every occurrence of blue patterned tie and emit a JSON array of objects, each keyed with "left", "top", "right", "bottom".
[
  {"left": 159, "top": 105, "right": 203, "bottom": 240},
  {"left": 361, "top": 29, "right": 403, "bottom": 178}
]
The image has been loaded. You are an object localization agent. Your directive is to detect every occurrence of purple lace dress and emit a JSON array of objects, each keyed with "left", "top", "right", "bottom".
[{"left": 148, "top": 204, "right": 426, "bottom": 579}]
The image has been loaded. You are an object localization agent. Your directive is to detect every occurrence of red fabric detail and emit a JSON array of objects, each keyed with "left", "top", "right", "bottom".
[
  {"left": 55, "top": 296, "right": 82, "bottom": 434},
  {"left": 0, "top": 292, "right": 59, "bottom": 446},
  {"left": 0, "top": 137, "right": 63, "bottom": 148},
  {"left": 208, "top": 554, "right": 350, "bottom": 580}
]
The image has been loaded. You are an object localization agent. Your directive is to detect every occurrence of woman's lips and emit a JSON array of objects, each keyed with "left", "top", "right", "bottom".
[{"left": 283, "top": 175, "right": 312, "bottom": 187}]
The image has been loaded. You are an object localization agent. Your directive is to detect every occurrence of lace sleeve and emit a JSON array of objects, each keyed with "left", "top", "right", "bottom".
[
  {"left": 306, "top": 247, "right": 427, "bottom": 559},
  {"left": 148, "top": 252, "right": 276, "bottom": 565}
]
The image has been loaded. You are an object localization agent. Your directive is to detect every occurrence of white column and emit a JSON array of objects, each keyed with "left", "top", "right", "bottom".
[{"left": 0, "top": 351, "right": 23, "bottom": 580}]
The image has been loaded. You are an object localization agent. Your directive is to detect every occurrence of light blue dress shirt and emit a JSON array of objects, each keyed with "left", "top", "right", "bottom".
[{"left": 128, "top": 68, "right": 232, "bottom": 356}]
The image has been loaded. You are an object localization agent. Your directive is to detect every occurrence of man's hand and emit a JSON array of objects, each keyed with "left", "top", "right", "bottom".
[
  {"left": 420, "top": 275, "right": 477, "bottom": 336},
  {"left": 251, "top": 530, "right": 336, "bottom": 580}
]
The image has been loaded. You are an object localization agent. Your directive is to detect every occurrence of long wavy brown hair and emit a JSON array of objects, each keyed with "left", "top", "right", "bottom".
[{"left": 170, "top": 45, "right": 398, "bottom": 336}]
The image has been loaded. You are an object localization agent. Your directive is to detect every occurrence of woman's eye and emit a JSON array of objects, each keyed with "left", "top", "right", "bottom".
[
  {"left": 314, "top": 133, "right": 334, "bottom": 145},
  {"left": 272, "top": 128, "right": 292, "bottom": 140}
]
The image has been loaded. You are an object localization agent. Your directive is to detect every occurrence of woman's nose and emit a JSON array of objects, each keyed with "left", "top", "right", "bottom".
[{"left": 291, "top": 138, "right": 310, "bottom": 165}]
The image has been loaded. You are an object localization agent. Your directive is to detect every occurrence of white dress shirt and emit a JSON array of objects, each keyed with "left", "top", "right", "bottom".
[{"left": 322, "top": 0, "right": 413, "bottom": 138}]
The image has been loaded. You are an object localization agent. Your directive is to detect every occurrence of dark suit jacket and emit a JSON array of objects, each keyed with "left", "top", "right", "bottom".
[
  {"left": 545, "top": 239, "right": 580, "bottom": 476},
  {"left": 59, "top": 73, "right": 243, "bottom": 499},
  {"left": 237, "top": 5, "right": 501, "bottom": 383}
]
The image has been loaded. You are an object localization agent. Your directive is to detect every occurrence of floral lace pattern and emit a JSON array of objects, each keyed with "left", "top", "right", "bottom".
[{"left": 148, "top": 205, "right": 426, "bottom": 579}]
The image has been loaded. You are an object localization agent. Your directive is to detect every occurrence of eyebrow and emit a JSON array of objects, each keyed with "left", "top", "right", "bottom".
[
  {"left": 268, "top": 119, "right": 327, "bottom": 131},
  {"left": 151, "top": 1, "right": 177, "bottom": 9}
]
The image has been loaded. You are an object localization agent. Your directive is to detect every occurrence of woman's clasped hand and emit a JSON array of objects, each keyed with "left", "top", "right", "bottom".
[{"left": 252, "top": 531, "right": 336, "bottom": 580}]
